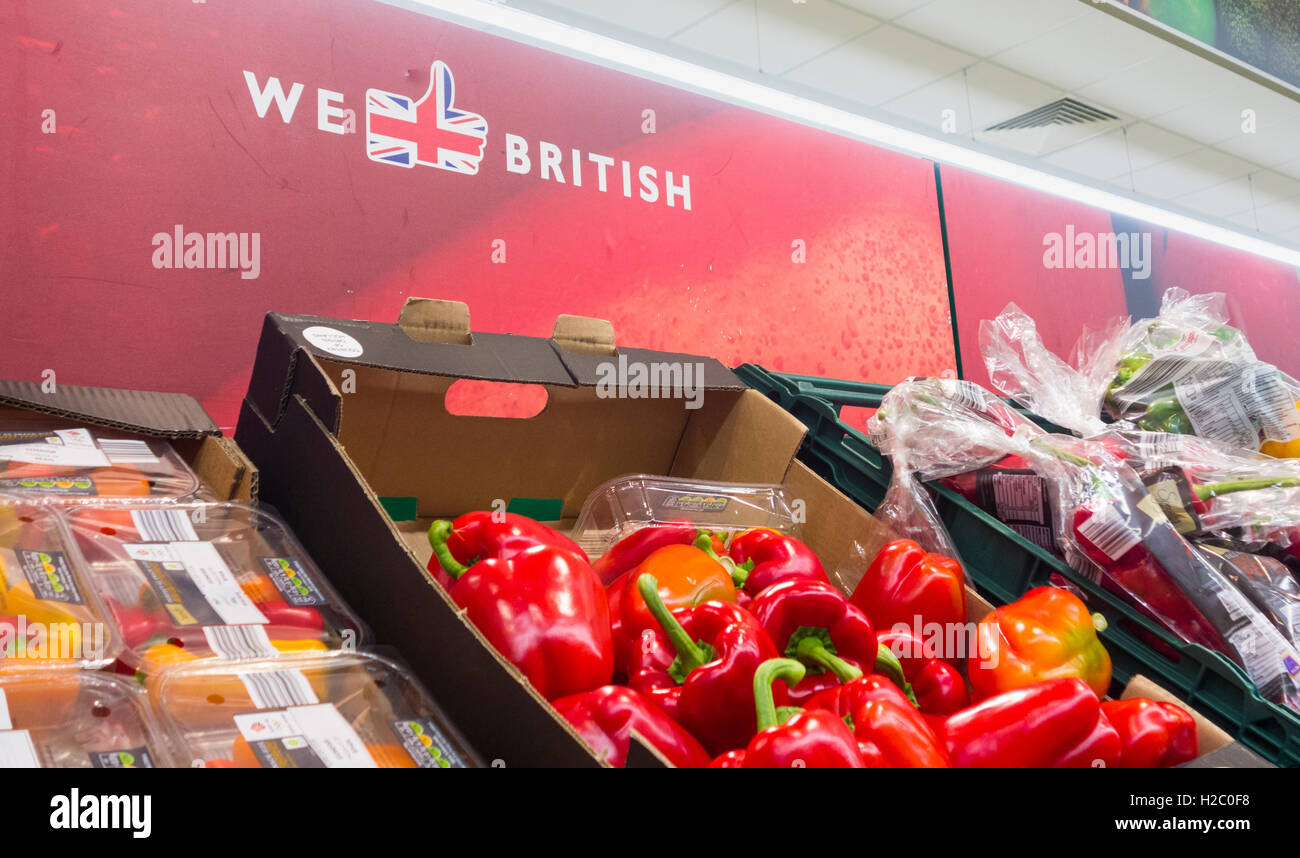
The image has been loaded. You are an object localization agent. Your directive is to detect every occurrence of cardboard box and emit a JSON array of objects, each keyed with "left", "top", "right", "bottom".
[
  {"left": 0, "top": 379, "right": 255, "bottom": 502},
  {"left": 233, "top": 299, "right": 1230, "bottom": 767}
]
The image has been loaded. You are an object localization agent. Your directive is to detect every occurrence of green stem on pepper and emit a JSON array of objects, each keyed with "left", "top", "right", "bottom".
[
  {"left": 873, "top": 644, "right": 919, "bottom": 707},
  {"left": 637, "top": 573, "right": 716, "bottom": 683},
  {"left": 788, "top": 626, "right": 863, "bottom": 684},
  {"left": 428, "top": 520, "right": 470, "bottom": 580},
  {"left": 753, "top": 658, "right": 807, "bottom": 732}
]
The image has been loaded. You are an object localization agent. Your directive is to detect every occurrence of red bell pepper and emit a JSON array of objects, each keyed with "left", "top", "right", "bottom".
[
  {"left": 850, "top": 539, "right": 966, "bottom": 665},
  {"left": 708, "top": 750, "right": 747, "bottom": 768},
  {"left": 1101, "top": 698, "right": 1198, "bottom": 768},
  {"left": 437, "top": 540, "right": 613, "bottom": 700},
  {"left": 551, "top": 685, "right": 711, "bottom": 769},
  {"left": 749, "top": 579, "right": 877, "bottom": 705},
  {"left": 732, "top": 658, "right": 867, "bottom": 768},
  {"left": 727, "top": 528, "right": 830, "bottom": 595},
  {"left": 877, "top": 628, "right": 969, "bottom": 716},
  {"left": 805, "top": 673, "right": 950, "bottom": 768},
  {"left": 968, "top": 586, "right": 1113, "bottom": 700},
  {"left": 626, "top": 574, "right": 782, "bottom": 755},
  {"left": 426, "top": 512, "right": 584, "bottom": 590},
  {"left": 938, "top": 678, "right": 1121, "bottom": 768}
]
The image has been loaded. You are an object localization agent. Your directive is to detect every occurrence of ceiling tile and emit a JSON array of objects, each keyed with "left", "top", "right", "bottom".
[
  {"left": 831, "top": 0, "right": 935, "bottom": 21},
  {"left": 877, "top": 70, "right": 970, "bottom": 134},
  {"left": 756, "top": 0, "right": 879, "bottom": 76},
  {"left": 1245, "top": 171, "right": 1300, "bottom": 210},
  {"left": 1253, "top": 199, "right": 1300, "bottom": 233},
  {"left": 1040, "top": 122, "right": 1199, "bottom": 181},
  {"left": 1074, "top": 44, "right": 1244, "bottom": 122},
  {"left": 989, "top": 4, "right": 1157, "bottom": 91},
  {"left": 1213, "top": 115, "right": 1300, "bottom": 168},
  {"left": 782, "top": 24, "right": 974, "bottom": 106},
  {"left": 1128, "top": 148, "right": 1254, "bottom": 200},
  {"left": 537, "top": 0, "right": 734, "bottom": 39},
  {"left": 891, "top": 0, "right": 1084, "bottom": 57},
  {"left": 670, "top": 1, "right": 761, "bottom": 71},
  {"left": 1171, "top": 178, "right": 1257, "bottom": 218}
]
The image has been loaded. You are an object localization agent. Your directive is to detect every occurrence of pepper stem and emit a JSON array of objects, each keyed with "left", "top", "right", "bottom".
[
  {"left": 788, "top": 627, "right": 863, "bottom": 684},
  {"left": 753, "top": 658, "right": 807, "bottom": 732},
  {"left": 694, "top": 533, "right": 752, "bottom": 589},
  {"left": 1091, "top": 612, "right": 1109, "bottom": 634},
  {"left": 1193, "top": 477, "right": 1300, "bottom": 501},
  {"left": 427, "top": 520, "right": 470, "bottom": 580},
  {"left": 874, "top": 644, "right": 919, "bottom": 707},
  {"left": 636, "top": 574, "right": 714, "bottom": 682}
]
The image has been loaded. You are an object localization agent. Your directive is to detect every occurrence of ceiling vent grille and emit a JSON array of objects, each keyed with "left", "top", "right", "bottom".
[{"left": 986, "top": 98, "right": 1120, "bottom": 132}]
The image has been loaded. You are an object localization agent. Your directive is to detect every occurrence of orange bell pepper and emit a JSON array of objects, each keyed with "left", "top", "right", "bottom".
[{"left": 968, "top": 586, "right": 1112, "bottom": 700}]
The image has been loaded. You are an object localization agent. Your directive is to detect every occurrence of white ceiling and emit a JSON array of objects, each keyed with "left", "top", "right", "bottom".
[{"left": 511, "top": 0, "right": 1300, "bottom": 249}]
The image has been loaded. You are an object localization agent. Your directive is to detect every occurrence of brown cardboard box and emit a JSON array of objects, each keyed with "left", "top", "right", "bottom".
[
  {"left": 234, "top": 299, "right": 1227, "bottom": 767},
  {"left": 0, "top": 379, "right": 254, "bottom": 501}
]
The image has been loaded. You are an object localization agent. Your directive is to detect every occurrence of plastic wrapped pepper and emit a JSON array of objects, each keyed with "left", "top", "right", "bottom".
[
  {"left": 728, "top": 658, "right": 867, "bottom": 768},
  {"left": 1100, "top": 698, "right": 1198, "bottom": 769},
  {"left": 551, "top": 685, "right": 711, "bottom": 769},
  {"left": 608, "top": 540, "right": 736, "bottom": 670},
  {"left": 938, "top": 678, "right": 1121, "bottom": 768},
  {"left": 749, "top": 579, "right": 877, "bottom": 705},
  {"left": 968, "top": 586, "right": 1113, "bottom": 700},
  {"left": 426, "top": 512, "right": 585, "bottom": 590},
  {"left": 804, "top": 673, "right": 950, "bottom": 767},
  {"left": 726, "top": 528, "right": 830, "bottom": 596},
  {"left": 877, "top": 628, "right": 969, "bottom": 716},
  {"left": 433, "top": 537, "right": 613, "bottom": 700},
  {"left": 850, "top": 539, "right": 966, "bottom": 665},
  {"left": 627, "top": 574, "right": 782, "bottom": 755}
]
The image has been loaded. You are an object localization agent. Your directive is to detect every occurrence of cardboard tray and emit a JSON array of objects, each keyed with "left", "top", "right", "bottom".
[{"left": 234, "top": 298, "right": 1237, "bottom": 767}]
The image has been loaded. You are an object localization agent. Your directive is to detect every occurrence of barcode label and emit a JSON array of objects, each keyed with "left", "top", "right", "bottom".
[
  {"left": 1228, "top": 609, "right": 1300, "bottom": 699},
  {"left": 1133, "top": 431, "right": 1186, "bottom": 469},
  {"left": 1077, "top": 503, "right": 1141, "bottom": 561},
  {"left": 131, "top": 509, "right": 198, "bottom": 542},
  {"left": 99, "top": 439, "right": 159, "bottom": 465},
  {"left": 240, "top": 670, "right": 320, "bottom": 710},
  {"left": 1113, "top": 356, "right": 1202, "bottom": 403},
  {"left": 948, "top": 380, "right": 987, "bottom": 412},
  {"left": 203, "top": 625, "right": 277, "bottom": 660}
]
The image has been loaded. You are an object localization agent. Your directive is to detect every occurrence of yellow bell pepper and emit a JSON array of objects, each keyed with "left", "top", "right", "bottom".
[{"left": 1262, "top": 402, "right": 1300, "bottom": 458}]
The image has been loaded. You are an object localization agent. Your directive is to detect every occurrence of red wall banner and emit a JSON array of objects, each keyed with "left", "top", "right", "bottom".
[{"left": 3, "top": 0, "right": 955, "bottom": 428}]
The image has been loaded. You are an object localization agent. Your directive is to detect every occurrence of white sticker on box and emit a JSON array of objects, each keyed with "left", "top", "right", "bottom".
[
  {"left": 234, "top": 704, "right": 376, "bottom": 768},
  {"left": 124, "top": 541, "right": 266, "bottom": 626},
  {"left": 0, "top": 428, "right": 111, "bottom": 468},
  {"left": 0, "top": 689, "right": 10, "bottom": 731},
  {"left": 130, "top": 509, "right": 199, "bottom": 542},
  {"left": 0, "top": 730, "right": 41, "bottom": 767},
  {"left": 302, "top": 326, "right": 364, "bottom": 358}
]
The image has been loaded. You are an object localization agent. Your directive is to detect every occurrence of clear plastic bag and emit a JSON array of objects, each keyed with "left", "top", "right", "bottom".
[
  {"left": 0, "top": 424, "right": 204, "bottom": 503},
  {"left": 982, "top": 291, "right": 1300, "bottom": 450},
  {"left": 153, "top": 650, "right": 475, "bottom": 768},
  {"left": 872, "top": 377, "right": 1300, "bottom": 713}
]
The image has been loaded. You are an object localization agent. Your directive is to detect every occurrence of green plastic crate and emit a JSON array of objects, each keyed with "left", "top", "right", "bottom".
[{"left": 736, "top": 363, "right": 1300, "bottom": 767}]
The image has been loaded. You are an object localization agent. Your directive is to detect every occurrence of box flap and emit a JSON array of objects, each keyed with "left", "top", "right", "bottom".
[
  {"left": 0, "top": 379, "right": 218, "bottom": 438},
  {"left": 245, "top": 307, "right": 747, "bottom": 433}
]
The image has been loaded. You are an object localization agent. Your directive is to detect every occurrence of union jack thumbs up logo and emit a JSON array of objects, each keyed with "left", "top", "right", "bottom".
[{"left": 365, "top": 60, "right": 488, "bottom": 174}]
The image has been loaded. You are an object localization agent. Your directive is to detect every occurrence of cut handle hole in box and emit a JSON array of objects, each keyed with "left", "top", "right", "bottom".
[{"left": 444, "top": 379, "right": 548, "bottom": 419}]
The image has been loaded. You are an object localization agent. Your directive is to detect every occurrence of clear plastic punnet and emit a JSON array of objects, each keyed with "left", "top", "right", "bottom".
[
  {"left": 65, "top": 502, "right": 369, "bottom": 681},
  {"left": 0, "top": 424, "right": 203, "bottom": 503},
  {"left": 0, "top": 503, "right": 120, "bottom": 671},
  {"left": 570, "top": 474, "right": 803, "bottom": 568},
  {"left": 0, "top": 672, "right": 175, "bottom": 767},
  {"left": 154, "top": 651, "right": 474, "bottom": 768}
]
